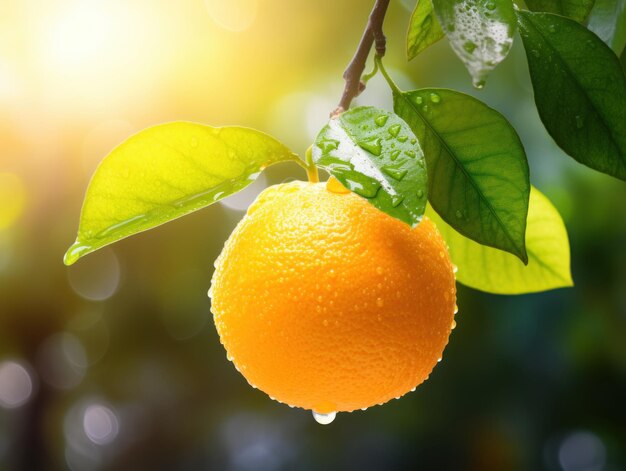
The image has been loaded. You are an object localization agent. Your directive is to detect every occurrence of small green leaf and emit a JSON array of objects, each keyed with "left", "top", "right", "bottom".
[
  {"left": 587, "top": 0, "right": 626, "bottom": 54},
  {"left": 427, "top": 187, "right": 573, "bottom": 294},
  {"left": 64, "top": 122, "right": 297, "bottom": 265},
  {"left": 432, "top": 0, "right": 516, "bottom": 88},
  {"left": 407, "top": 0, "right": 445, "bottom": 60},
  {"left": 517, "top": 11, "right": 626, "bottom": 180},
  {"left": 393, "top": 88, "right": 530, "bottom": 262},
  {"left": 312, "top": 107, "right": 428, "bottom": 227},
  {"left": 524, "top": 0, "right": 595, "bottom": 22}
]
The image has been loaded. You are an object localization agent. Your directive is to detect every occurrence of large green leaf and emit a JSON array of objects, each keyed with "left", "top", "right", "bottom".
[
  {"left": 587, "top": 0, "right": 626, "bottom": 54},
  {"left": 517, "top": 11, "right": 626, "bottom": 180},
  {"left": 524, "top": 0, "right": 595, "bottom": 22},
  {"left": 312, "top": 107, "right": 428, "bottom": 227},
  {"left": 432, "top": 0, "right": 516, "bottom": 88},
  {"left": 393, "top": 88, "right": 530, "bottom": 262},
  {"left": 427, "top": 187, "right": 573, "bottom": 294},
  {"left": 407, "top": 0, "right": 445, "bottom": 60},
  {"left": 64, "top": 122, "right": 298, "bottom": 265}
]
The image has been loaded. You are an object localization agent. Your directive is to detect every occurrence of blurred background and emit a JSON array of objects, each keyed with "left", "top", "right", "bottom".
[{"left": 1, "top": 0, "right": 625, "bottom": 469}]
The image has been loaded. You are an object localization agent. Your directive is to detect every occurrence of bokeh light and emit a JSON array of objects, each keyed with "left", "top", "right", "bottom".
[{"left": 0, "top": 360, "right": 35, "bottom": 409}]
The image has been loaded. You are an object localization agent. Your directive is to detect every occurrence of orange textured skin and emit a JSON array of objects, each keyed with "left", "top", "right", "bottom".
[{"left": 210, "top": 180, "right": 457, "bottom": 414}]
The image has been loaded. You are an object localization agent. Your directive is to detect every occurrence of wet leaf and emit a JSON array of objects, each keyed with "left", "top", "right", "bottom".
[
  {"left": 524, "top": 0, "right": 595, "bottom": 22},
  {"left": 393, "top": 88, "right": 530, "bottom": 262},
  {"left": 313, "top": 107, "right": 428, "bottom": 227},
  {"left": 65, "top": 122, "right": 297, "bottom": 265},
  {"left": 428, "top": 187, "right": 573, "bottom": 294},
  {"left": 432, "top": 0, "right": 516, "bottom": 88},
  {"left": 407, "top": 0, "right": 445, "bottom": 60},
  {"left": 517, "top": 10, "right": 626, "bottom": 180}
]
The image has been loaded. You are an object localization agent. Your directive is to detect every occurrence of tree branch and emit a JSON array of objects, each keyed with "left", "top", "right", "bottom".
[{"left": 332, "top": 0, "right": 391, "bottom": 118}]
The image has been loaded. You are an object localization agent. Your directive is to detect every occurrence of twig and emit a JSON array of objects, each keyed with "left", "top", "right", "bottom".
[{"left": 331, "top": 0, "right": 391, "bottom": 118}]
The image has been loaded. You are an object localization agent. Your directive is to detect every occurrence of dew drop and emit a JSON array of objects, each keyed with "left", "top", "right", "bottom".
[
  {"left": 312, "top": 411, "right": 336, "bottom": 425},
  {"left": 323, "top": 319, "right": 329, "bottom": 327},
  {"left": 437, "top": 357, "right": 442, "bottom": 363},
  {"left": 388, "top": 124, "right": 401, "bottom": 137},
  {"left": 390, "top": 149, "right": 401, "bottom": 161},
  {"left": 404, "top": 150, "right": 415, "bottom": 158},
  {"left": 410, "top": 387, "right": 416, "bottom": 392},
  {"left": 454, "top": 304, "right": 459, "bottom": 314},
  {"left": 451, "top": 319, "right": 457, "bottom": 330},
  {"left": 391, "top": 195, "right": 404, "bottom": 207},
  {"left": 486, "top": 1, "right": 496, "bottom": 10},
  {"left": 361, "top": 407, "right": 368, "bottom": 411},
  {"left": 430, "top": 93, "right": 441, "bottom": 103},
  {"left": 357, "top": 137, "right": 382, "bottom": 156},
  {"left": 455, "top": 209, "right": 463, "bottom": 219},
  {"left": 463, "top": 41, "right": 477, "bottom": 54},
  {"left": 376, "top": 298, "right": 384, "bottom": 307},
  {"left": 415, "top": 96, "right": 423, "bottom": 105},
  {"left": 416, "top": 189, "right": 424, "bottom": 199},
  {"left": 398, "top": 135, "right": 409, "bottom": 143},
  {"left": 548, "top": 24, "right": 556, "bottom": 33},
  {"left": 382, "top": 166, "right": 408, "bottom": 181},
  {"left": 317, "top": 138, "right": 340, "bottom": 153},
  {"left": 376, "top": 266, "right": 384, "bottom": 275},
  {"left": 375, "top": 115, "right": 389, "bottom": 127},
  {"left": 453, "top": 264, "right": 458, "bottom": 274},
  {"left": 352, "top": 181, "right": 381, "bottom": 198}
]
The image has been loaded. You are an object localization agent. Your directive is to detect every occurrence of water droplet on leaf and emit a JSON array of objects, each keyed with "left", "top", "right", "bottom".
[
  {"left": 357, "top": 137, "right": 382, "bottom": 156},
  {"left": 388, "top": 124, "right": 401, "bottom": 137},
  {"left": 374, "top": 115, "right": 388, "bottom": 127},
  {"left": 382, "top": 166, "right": 407, "bottom": 181}
]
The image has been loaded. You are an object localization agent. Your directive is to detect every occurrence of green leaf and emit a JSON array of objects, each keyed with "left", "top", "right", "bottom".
[
  {"left": 523, "top": 0, "right": 595, "bottom": 22},
  {"left": 393, "top": 88, "right": 530, "bottom": 262},
  {"left": 587, "top": 0, "right": 626, "bottom": 54},
  {"left": 517, "top": 11, "right": 626, "bottom": 180},
  {"left": 312, "top": 106, "right": 428, "bottom": 227},
  {"left": 64, "top": 122, "right": 297, "bottom": 265},
  {"left": 432, "top": 0, "right": 516, "bottom": 88},
  {"left": 407, "top": 0, "right": 445, "bottom": 60},
  {"left": 427, "top": 187, "right": 573, "bottom": 294}
]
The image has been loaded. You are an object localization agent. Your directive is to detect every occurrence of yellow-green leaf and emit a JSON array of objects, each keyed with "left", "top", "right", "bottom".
[
  {"left": 407, "top": 0, "right": 445, "bottom": 60},
  {"left": 427, "top": 187, "right": 573, "bottom": 294},
  {"left": 64, "top": 122, "right": 297, "bottom": 265}
]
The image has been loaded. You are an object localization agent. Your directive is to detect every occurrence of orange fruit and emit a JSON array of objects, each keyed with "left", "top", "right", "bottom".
[{"left": 210, "top": 179, "right": 457, "bottom": 416}]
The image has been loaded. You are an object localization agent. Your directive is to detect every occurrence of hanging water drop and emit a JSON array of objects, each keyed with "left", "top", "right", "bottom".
[
  {"left": 451, "top": 319, "right": 457, "bottom": 330},
  {"left": 472, "top": 79, "right": 486, "bottom": 90},
  {"left": 312, "top": 411, "right": 336, "bottom": 425}
]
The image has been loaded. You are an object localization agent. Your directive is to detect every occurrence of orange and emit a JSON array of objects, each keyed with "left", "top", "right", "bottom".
[{"left": 210, "top": 179, "right": 457, "bottom": 415}]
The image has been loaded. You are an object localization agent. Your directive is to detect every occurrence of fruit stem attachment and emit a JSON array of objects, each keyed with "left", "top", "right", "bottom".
[
  {"left": 375, "top": 55, "right": 402, "bottom": 95},
  {"left": 331, "top": 0, "right": 391, "bottom": 118},
  {"left": 305, "top": 146, "right": 319, "bottom": 183}
]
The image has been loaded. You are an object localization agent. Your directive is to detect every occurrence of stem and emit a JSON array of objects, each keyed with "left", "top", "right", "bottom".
[
  {"left": 331, "top": 0, "right": 391, "bottom": 117},
  {"left": 375, "top": 55, "right": 402, "bottom": 95},
  {"left": 304, "top": 146, "right": 319, "bottom": 183}
]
